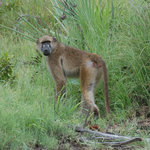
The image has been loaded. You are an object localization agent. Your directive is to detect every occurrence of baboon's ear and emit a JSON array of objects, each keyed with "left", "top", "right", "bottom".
[
  {"left": 36, "top": 38, "right": 39, "bottom": 44},
  {"left": 53, "top": 37, "right": 57, "bottom": 42}
]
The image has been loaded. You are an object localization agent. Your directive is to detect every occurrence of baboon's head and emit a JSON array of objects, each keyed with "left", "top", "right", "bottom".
[{"left": 37, "top": 35, "right": 57, "bottom": 56}]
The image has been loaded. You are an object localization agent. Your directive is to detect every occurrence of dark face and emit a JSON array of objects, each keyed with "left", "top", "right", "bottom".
[{"left": 41, "top": 41, "right": 52, "bottom": 56}]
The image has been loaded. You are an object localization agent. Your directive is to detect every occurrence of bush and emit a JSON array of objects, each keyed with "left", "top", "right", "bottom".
[{"left": 0, "top": 52, "right": 14, "bottom": 83}]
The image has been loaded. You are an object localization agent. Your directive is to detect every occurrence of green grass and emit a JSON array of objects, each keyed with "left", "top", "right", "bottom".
[
  {"left": 0, "top": 37, "right": 82, "bottom": 149},
  {"left": 54, "top": 0, "right": 150, "bottom": 110},
  {"left": 0, "top": 0, "right": 150, "bottom": 149}
]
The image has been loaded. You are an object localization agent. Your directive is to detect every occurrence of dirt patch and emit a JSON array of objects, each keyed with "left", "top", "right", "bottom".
[
  {"left": 57, "top": 136, "right": 88, "bottom": 150},
  {"left": 56, "top": 135, "right": 144, "bottom": 150},
  {"left": 29, "top": 142, "right": 46, "bottom": 150}
]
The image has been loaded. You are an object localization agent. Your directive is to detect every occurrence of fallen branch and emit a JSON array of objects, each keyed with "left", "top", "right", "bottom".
[
  {"left": 101, "top": 138, "right": 142, "bottom": 146},
  {"left": 78, "top": 136, "right": 141, "bottom": 147},
  {"left": 75, "top": 126, "right": 135, "bottom": 140},
  {"left": 75, "top": 126, "right": 142, "bottom": 147}
]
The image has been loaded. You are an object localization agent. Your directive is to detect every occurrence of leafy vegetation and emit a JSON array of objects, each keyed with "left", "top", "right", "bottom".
[
  {"left": 0, "top": 0, "right": 150, "bottom": 149},
  {"left": 0, "top": 52, "right": 14, "bottom": 83}
]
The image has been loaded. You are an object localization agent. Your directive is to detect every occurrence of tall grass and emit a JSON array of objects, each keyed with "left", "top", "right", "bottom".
[
  {"left": 0, "top": 0, "right": 150, "bottom": 149},
  {"left": 52, "top": 0, "right": 113, "bottom": 52},
  {"left": 53, "top": 0, "right": 150, "bottom": 113},
  {"left": 0, "top": 0, "right": 56, "bottom": 40},
  {"left": 0, "top": 36, "right": 81, "bottom": 149},
  {"left": 0, "top": 1, "right": 81, "bottom": 149}
]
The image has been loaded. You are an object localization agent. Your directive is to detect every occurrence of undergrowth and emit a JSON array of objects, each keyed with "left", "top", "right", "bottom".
[{"left": 0, "top": 0, "right": 150, "bottom": 149}]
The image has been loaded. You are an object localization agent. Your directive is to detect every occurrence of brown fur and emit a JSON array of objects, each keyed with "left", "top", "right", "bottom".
[{"left": 36, "top": 35, "right": 110, "bottom": 115}]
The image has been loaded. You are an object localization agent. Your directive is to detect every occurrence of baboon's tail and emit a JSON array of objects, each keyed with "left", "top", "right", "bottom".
[{"left": 102, "top": 61, "right": 110, "bottom": 114}]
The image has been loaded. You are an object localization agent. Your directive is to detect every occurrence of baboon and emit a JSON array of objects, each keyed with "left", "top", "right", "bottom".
[{"left": 36, "top": 35, "right": 110, "bottom": 115}]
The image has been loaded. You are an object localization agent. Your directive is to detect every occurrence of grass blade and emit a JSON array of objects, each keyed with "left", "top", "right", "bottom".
[
  {"left": 111, "top": 0, "right": 114, "bottom": 19},
  {"left": 46, "top": 8, "right": 68, "bottom": 34},
  {"left": 0, "top": 24, "right": 36, "bottom": 42},
  {"left": 16, "top": 13, "right": 43, "bottom": 36},
  {"left": 15, "top": 24, "right": 39, "bottom": 39}
]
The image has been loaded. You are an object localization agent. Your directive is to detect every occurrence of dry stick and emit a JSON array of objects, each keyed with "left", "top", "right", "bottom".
[
  {"left": 75, "top": 126, "right": 141, "bottom": 141},
  {"left": 89, "top": 136, "right": 142, "bottom": 146},
  {"left": 76, "top": 126, "right": 142, "bottom": 147},
  {"left": 79, "top": 137, "right": 141, "bottom": 147},
  {"left": 101, "top": 138, "right": 142, "bottom": 146}
]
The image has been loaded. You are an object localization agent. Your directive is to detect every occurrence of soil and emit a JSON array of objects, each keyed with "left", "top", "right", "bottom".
[{"left": 57, "top": 136, "right": 88, "bottom": 150}]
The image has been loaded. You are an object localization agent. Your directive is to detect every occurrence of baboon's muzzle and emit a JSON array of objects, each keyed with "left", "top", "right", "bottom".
[
  {"left": 42, "top": 44, "right": 51, "bottom": 56},
  {"left": 43, "top": 49, "right": 50, "bottom": 56}
]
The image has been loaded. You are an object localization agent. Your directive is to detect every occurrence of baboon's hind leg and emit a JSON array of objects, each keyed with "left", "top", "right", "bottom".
[{"left": 80, "top": 64, "right": 99, "bottom": 116}]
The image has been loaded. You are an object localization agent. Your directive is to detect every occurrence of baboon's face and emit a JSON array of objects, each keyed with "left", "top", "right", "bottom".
[
  {"left": 37, "top": 35, "right": 57, "bottom": 56},
  {"left": 41, "top": 41, "right": 51, "bottom": 56}
]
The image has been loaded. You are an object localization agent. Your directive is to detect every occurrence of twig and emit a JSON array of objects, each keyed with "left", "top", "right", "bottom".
[
  {"left": 101, "top": 138, "right": 142, "bottom": 146},
  {"left": 76, "top": 126, "right": 143, "bottom": 147},
  {"left": 75, "top": 126, "right": 142, "bottom": 141},
  {"left": 78, "top": 136, "right": 141, "bottom": 147}
]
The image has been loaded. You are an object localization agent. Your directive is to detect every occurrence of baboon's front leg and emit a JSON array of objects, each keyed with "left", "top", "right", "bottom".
[
  {"left": 51, "top": 66, "right": 66, "bottom": 101},
  {"left": 48, "top": 61, "right": 66, "bottom": 101},
  {"left": 55, "top": 80, "right": 66, "bottom": 100}
]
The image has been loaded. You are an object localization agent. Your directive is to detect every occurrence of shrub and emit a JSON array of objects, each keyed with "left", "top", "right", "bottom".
[{"left": 0, "top": 52, "right": 14, "bottom": 83}]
